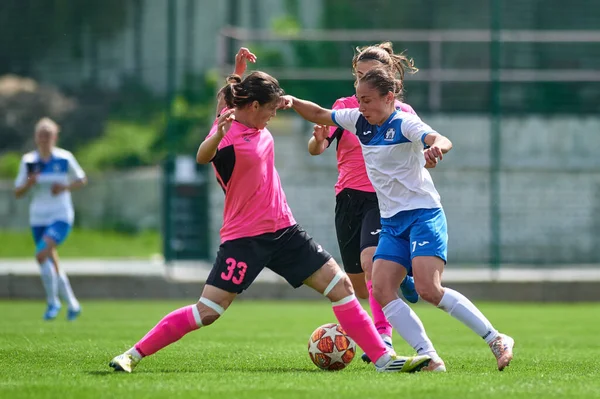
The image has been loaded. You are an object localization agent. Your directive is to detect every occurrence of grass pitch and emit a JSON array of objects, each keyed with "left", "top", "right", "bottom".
[
  {"left": 0, "top": 229, "right": 160, "bottom": 258},
  {"left": 0, "top": 300, "right": 598, "bottom": 399}
]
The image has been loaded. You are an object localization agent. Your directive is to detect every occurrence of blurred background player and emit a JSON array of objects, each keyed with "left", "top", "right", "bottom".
[
  {"left": 109, "top": 71, "right": 431, "bottom": 374},
  {"left": 307, "top": 42, "right": 423, "bottom": 363},
  {"left": 13, "top": 118, "right": 87, "bottom": 321},
  {"left": 281, "top": 67, "right": 515, "bottom": 372}
]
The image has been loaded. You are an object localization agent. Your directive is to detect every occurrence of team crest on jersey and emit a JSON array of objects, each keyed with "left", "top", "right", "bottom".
[
  {"left": 384, "top": 128, "right": 396, "bottom": 141},
  {"left": 53, "top": 163, "right": 62, "bottom": 172},
  {"left": 242, "top": 134, "right": 252, "bottom": 142}
]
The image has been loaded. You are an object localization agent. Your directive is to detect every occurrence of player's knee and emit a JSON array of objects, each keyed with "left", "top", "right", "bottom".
[
  {"left": 347, "top": 274, "right": 368, "bottom": 299},
  {"left": 325, "top": 274, "right": 354, "bottom": 302},
  {"left": 371, "top": 284, "right": 385, "bottom": 305},
  {"left": 414, "top": 280, "right": 443, "bottom": 305},
  {"left": 340, "top": 275, "right": 354, "bottom": 295},
  {"left": 35, "top": 249, "right": 49, "bottom": 264},
  {"left": 196, "top": 299, "right": 225, "bottom": 327},
  {"left": 35, "top": 238, "right": 55, "bottom": 263},
  {"left": 371, "top": 282, "right": 394, "bottom": 308},
  {"left": 360, "top": 259, "right": 374, "bottom": 278}
]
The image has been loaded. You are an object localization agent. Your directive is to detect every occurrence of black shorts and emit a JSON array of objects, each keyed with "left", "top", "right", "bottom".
[
  {"left": 206, "top": 224, "right": 332, "bottom": 294},
  {"left": 335, "top": 188, "right": 381, "bottom": 274}
]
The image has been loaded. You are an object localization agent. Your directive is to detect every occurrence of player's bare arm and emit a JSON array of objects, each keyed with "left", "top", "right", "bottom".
[
  {"left": 197, "top": 109, "right": 235, "bottom": 164},
  {"left": 423, "top": 133, "right": 452, "bottom": 165},
  {"left": 281, "top": 96, "right": 335, "bottom": 126},
  {"left": 307, "top": 125, "right": 329, "bottom": 156},
  {"left": 14, "top": 174, "right": 37, "bottom": 198},
  {"left": 51, "top": 178, "right": 87, "bottom": 196},
  {"left": 216, "top": 48, "right": 258, "bottom": 117}
]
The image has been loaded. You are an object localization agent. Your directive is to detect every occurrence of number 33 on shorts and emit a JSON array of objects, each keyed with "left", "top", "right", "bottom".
[{"left": 221, "top": 258, "right": 247, "bottom": 285}]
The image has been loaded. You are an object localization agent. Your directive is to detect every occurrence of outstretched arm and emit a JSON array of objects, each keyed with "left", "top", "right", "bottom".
[
  {"left": 216, "top": 48, "right": 257, "bottom": 117},
  {"left": 281, "top": 96, "right": 335, "bottom": 126}
]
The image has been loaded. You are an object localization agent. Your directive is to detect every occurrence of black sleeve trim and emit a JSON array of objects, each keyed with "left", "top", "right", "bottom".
[{"left": 326, "top": 127, "right": 344, "bottom": 150}]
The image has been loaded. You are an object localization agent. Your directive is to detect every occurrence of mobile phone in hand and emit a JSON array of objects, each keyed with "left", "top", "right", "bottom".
[{"left": 26, "top": 162, "right": 42, "bottom": 174}]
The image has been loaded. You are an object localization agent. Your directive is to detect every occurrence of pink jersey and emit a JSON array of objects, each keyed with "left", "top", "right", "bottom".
[
  {"left": 327, "top": 96, "right": 417, "bottom": 195},
  {"left": 206, "top": 119, "right": 296, "bottom": 243}
]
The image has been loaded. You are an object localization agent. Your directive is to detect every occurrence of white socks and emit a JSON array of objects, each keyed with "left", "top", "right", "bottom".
[
  {"left": 374, "top": 351, "right": 392, "bottom": 368},
  {"left": 40, "top": 258, "right": 60, "bottom": 307},
  {"left": 125, "top": 347, "right": 143, "bottom": 361},
  {"left": 57, "top": 269, "right": 80, "bottom": 311},
  {"left": 383, "top": 298, "right": 438, "bottom": 357},
  {"left": 438, "top": 288, "right": 499, "bottom": 344},
  {"left": 40, "top": 258, "right": 80, "bottom": 311}
]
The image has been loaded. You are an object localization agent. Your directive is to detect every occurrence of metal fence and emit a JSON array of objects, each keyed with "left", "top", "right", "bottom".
[
  {"left": 1, "top": 0, "right": 599, "bottom": 268},
  {"left": 217, "top": 22, "right": 600, "bottom": 268}
]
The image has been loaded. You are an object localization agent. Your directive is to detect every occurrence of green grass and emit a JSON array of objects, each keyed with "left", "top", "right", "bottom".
[
  {"left": 0, "top": 229, "right": 160, "bottom": 258},
  {"left": 0, "top": 301, "right": 599, "bottom": 399}
]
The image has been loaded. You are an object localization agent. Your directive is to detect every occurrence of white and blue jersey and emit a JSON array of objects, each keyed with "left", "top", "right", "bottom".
[
  {"left": 331, "top": 108, "right": 442, "bottom": 218},
  {"left": 14, "top": 148, "right": 86, "bottom": 227},
  {"left": 332, "top": 109, "right": 448, "bottom": 266}
]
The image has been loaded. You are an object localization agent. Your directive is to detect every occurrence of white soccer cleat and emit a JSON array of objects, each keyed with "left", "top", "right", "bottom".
[
  {"left": 421, "top": 356, "right": 446, "bottom": 372},
  {"left": 361, "top": 335, "right": 394, "bottom": 364},
  {"left": 489, "top": 333, "right": 515, "bottom": 371},
  {"left": 376, "top": 354, "right": 431, "bottom": 373},
  {"left": 109, "top": 353, "right": 140, "bottom": 373}
]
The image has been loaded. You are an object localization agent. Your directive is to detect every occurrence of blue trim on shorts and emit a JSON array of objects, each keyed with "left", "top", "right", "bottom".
[
  {"left": 374, "top": 208, "right": 448, "bottom": 270},
  {"left": 31, "top": 221, "right": 72, "bottom": 253}
]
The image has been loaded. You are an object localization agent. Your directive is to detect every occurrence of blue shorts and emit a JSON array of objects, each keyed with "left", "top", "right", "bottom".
[
  {"left": 373, "top": 208, "right": 448, "bottom": 274},
  {"left": 31, "top": 221, "right": 72, "bottom": 252}
]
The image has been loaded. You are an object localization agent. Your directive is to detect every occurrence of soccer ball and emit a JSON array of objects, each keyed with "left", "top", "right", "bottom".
[{"left": 307, "top": 323, "right": 356, "bottom": 370}]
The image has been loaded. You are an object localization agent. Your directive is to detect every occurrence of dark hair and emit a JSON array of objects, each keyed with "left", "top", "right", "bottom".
[
  {"left": 358, "top": 68, "right": 403, "bottom": 99},
  {"left": 352, "top": 42, "right": 418, "bottom": 82},
  {"left": 219, "top": 71, "right": 284, "bottom": 109}
]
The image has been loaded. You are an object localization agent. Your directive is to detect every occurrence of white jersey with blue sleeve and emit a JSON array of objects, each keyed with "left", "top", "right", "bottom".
[
  {"left": 14, "top": 148, "right": 86, "bottom": 226},
  {"left": 331, "top": 108, "right": 442, "bottom": 218}
]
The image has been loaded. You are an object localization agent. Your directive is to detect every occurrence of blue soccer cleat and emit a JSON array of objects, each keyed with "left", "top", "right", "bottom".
[
  {"left": 67, "top": 307, "right": 82, "bottom": 321},
  {"left": 400, "top": 275, "right": 419, "bottom": 303},
  {"left": 43, "top": 303, "right": 61, "bottom": 321}
]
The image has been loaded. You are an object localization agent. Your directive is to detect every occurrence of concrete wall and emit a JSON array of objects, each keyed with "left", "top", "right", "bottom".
[
  {"left": 210, "top": 115, "right": 600, "bottom": 265},
  {"left": 2, "top": 115, "right": 600, "bottom": 265},
  {"left": 2, "top": 274, "right": 599, "bottom": 302},
  {"left": 0, "top": 167, "right": 161, "bottom": 232}
]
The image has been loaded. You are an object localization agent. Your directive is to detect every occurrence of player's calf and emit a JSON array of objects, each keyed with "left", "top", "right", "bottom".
[
  {"left": 109, "top": 300, "right": 222, "bottom": 373},
  {"left": 320, "top": 269, "right": 397, "bottom": 369}
]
